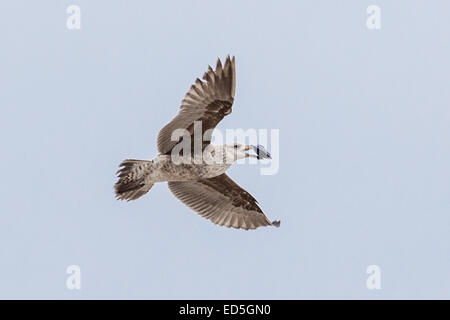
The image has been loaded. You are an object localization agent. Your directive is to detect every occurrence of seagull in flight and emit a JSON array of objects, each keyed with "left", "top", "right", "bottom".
[{"left": 114, "top": 56, "right": 280, "bottom": 230}]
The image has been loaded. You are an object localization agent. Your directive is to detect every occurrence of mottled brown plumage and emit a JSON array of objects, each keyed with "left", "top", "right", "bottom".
[
  {"left": 168, "top": 174, "right": 277, "bottom": 230},
  {"left": 157, "top": 56, "right": 235, "bottom": 155},
  {"left": 115, "top": 56, "right": 280, "bottom": 230}
]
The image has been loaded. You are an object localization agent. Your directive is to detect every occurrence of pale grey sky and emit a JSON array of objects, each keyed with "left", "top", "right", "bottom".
[{"left": 1, "top": 0, "right": 450, "bottom": 299}]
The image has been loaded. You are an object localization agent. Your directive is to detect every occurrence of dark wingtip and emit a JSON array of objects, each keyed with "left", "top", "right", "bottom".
[{"left": 272, "top": 220, "right": 281, "bottom": 228}]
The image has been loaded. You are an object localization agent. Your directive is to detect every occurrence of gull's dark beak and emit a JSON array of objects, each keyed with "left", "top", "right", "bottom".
[{"left": 251, "top": 145, "right": 271, "bottom": 160}]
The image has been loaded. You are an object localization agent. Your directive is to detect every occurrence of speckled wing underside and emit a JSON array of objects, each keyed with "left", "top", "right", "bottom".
[
  {"left": 157, "top": 56, "right": 236, "bottom": 155},
  {"left": 168, "top": 173, "right": 275, "bottom": 230}
]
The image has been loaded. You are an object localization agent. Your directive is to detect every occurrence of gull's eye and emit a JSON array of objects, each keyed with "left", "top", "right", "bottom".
[{"left": 233, "top": 144, "right": 238, "bottom": 149}]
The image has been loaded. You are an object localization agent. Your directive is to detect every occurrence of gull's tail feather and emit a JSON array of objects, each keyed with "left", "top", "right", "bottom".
[{"left": 115, "top": 159, "right": 154, "bottom": 201}]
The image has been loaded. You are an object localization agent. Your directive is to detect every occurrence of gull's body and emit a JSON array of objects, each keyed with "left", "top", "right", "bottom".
[
  {"left": 119, "top": 152, "right": 231, "bottom": 184},
  {"left": 114, "top": 56, "right": 280, "bottom": 230}
]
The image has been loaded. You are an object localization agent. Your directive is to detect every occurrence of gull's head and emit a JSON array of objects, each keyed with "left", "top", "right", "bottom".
[{"left": 224, "top": 143, "right": 272, "bottom": 163}]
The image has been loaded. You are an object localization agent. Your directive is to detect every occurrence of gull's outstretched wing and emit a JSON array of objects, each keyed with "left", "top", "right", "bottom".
[
  {"left": 157, "top": 56, "right": 236, "bottom": 155},
  {"left": 168, "top": 174, "right": 280, "bottom": 230}
]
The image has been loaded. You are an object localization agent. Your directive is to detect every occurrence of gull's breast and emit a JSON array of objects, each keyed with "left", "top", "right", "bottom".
[{"left": 150, "top": 155, "right": 230, "bottom": 181}]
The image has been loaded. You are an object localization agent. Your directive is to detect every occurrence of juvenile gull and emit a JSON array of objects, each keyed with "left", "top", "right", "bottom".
[{"left": 114, "top": 56, "right": 280, "bottom": 230}]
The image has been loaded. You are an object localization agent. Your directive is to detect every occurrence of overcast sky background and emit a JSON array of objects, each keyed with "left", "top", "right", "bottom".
[{"left": 1, "top": 1, "right": 450, "bottom": 299}]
